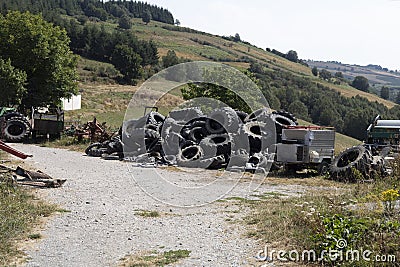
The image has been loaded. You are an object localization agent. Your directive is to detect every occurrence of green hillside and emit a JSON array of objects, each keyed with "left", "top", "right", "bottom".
[
  {"left": 2, "top": 0, "right": 400, "bottom": 142},
  {"left": 129, "top": 19, "right": 395, "bottom": 107},
  {"left": 61, "top": 14, "right": 400, "bottom": 141}
]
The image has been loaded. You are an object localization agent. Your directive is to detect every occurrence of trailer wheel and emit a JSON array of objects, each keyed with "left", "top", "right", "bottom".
[{"left": 3, "top": 118, "right": 31, "bottom": 142}]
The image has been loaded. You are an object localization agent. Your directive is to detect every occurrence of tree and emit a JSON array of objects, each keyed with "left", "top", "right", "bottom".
[
  {"left": 233, "top": 33, "right": 241, "bottom": 42},
  {"left": 0, "top": 11, "right": 78, "bottom": 108},
  {"left": 181, "top": 68, "right": 261, "bottom": 113},
  {"left": 286, "top": 50, "right": 298, "bottom": 62},
  {"left": 162, "top": 50, "right": 179, "bottom": 68},
  {"left": 312, "top": 66, "right": 318, "bottom": 76},
  {"left": 111, "top": 44, "right": 143, "bottom": 84},
  {"left": 380, "top": 86, "right": 390, "bottom": 100},
  {"left": 351, "top": 76, "right": 369, "bottom": 92},
  {"left": 288, "top": 100, "right": 309, "bottom": 120},
  {"left": 142, "top": 9, "right": 151, "bottom": 24},
  {"left": 175, "top": 19, "right": 181, "bottom": 26},
  {"left": 335, "top": 71, "right": 343, "bottom": 78},
  {"left": 0, "top": 58, "right": 27, "bottom": 106},
  {"left": 319, "top": 69, "right": 332, "bottom": 80},
  {"left": 118, "top": 14, "right": 132, "bottom": 29}
]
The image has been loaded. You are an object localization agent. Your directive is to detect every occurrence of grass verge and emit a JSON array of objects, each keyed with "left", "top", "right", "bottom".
[
  {"left": 0, "top": 177, "right": 57, "bottom": 265},
  {"left": 120, "top": 249, "right": 191, "bottom": 267},
  {"left": 244, "top": 176, "right": 400, "bottom": 266},
  {"left": 38, "top": 135, "right": 90, "bottom": 152}
]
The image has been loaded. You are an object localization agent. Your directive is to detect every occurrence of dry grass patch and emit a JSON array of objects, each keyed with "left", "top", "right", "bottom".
[
  {"left": 120, "top": 249, "right": 191, "bottom": 267},
  {"left": 134, "top": 210, "right": 160, "bottom": 218},
  {"left": 263, "top": 176, "right": 350, "bottom": 189}
]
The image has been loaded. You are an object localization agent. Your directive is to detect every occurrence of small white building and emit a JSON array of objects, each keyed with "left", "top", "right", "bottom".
[{"left": 61, "top": 94, "right": 82, "bottom": 111}]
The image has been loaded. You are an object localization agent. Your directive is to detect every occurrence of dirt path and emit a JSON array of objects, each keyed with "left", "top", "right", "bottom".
[{"left": 10, "top": 144, "right": 305, "bottom": 267}]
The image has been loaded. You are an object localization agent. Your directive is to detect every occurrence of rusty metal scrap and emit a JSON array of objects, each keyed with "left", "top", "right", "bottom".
[{"left": 0, "top": 165, "right": 66, "bottom": 188}]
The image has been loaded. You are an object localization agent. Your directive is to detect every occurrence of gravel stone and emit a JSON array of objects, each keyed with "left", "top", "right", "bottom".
[{"left": 9, "top": 144, "right": 305, "bottom": 267}]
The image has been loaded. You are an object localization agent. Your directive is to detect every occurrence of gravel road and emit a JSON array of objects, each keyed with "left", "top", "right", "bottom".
[{"left": 9, "top": 144, "right": 305, "bottom": 267}]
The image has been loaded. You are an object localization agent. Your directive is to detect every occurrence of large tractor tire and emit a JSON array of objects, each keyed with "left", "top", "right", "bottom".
[
  {"left": 3, "top": 112, "right": 26, "bottom": 121},
  {"left": 3, "top": 117, "right": 31, "bottom": 142},
  {"left": 273, "top": 110, "right": 298, "bottom": 125},
  {"left": 330, "top": 146, "right": 372, "bottom": 182},
  {"left": 206, "top": 107, "right": 240, "bottom": 134}
]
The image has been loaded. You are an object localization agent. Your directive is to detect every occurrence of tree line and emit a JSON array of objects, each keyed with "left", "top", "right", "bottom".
[
  {"left": 0, "top": 0, "right": 174, "bottom": 24},
  {"left": 52, "top": 16, "right": 159, "bottom": 84},
  {"left": 249, "top": 62, "right": 400, "bottom": 140}
]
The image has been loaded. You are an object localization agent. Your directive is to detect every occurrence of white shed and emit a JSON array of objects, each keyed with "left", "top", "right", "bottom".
[{"left": 61, "top": 94, "right": 82, "bottom": 111}]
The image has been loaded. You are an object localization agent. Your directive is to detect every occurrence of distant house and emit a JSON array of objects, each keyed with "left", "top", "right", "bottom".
[{"left": 61, "top": 94, "right": 81, "bottom": 111}]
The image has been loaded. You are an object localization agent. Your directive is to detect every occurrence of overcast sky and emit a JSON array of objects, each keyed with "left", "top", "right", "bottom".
[{"left": 143, "top": 0, "right": 400, "bottom": 70}]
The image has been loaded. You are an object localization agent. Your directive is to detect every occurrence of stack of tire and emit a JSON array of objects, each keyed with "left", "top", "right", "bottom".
[
  {"left": 0, "top": 111, "right": 31, "bottom": 142},
  {"left": 329, "top": 145, "right": 385, "bottom": 182},
  {"left": 120, "top": 107, "right": 298, "bottom": 171},
  {"left": 122, "top": 111, "right": 165, "bottom": 158}
]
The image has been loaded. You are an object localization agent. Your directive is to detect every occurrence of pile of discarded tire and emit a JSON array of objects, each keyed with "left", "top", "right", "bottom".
[
  {"left": 118, "top": 107, "right": 297, "bottom": 172},
  {"left": 85, "top": 136, "right": 124, "bottom": 160},
  {"left": 329, "top": 145, "right": 386, "bottom": 182}
]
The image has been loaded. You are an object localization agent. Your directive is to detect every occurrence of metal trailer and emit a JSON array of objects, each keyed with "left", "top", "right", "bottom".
[
  {"left": 31, "top": 107, "right": 64, "bottom": 138},
  {"left": 275, "top": 126, "right": 335, "bottom": 174}
]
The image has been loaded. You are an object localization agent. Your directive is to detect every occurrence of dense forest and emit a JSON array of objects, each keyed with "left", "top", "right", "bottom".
[{"left": 0, "top": 0, "right": 174, "bottom": 24}]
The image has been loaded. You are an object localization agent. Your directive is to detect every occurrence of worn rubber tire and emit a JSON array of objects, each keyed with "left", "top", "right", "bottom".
[
  {"left": 3, "top": 112, "right": 26, "bottom": 121},
  {"left": 106, "top": 136, "right": 123, "bottom": 154},
  {"left": 162, "top": 132, "right": 184, "bottom": 156},
  {"left": 201, "top": 134, "right": 231, "bottom": 157},
  {"left": 330, "top": 146, "right": 370, "bottom": 182},
  {"left": 273, "top": 110, "right": 298, "bottom": 125},
  {"left": 245, "top": 108, "right": 269, "bottom": 122},
  {"left": 168, "top": 107, "right": 203, "bottom": 122},
  {"left": 227, "top": 149, "right": 249, "bottom": 170},
  {"left": 177, "top": 145, "right": 217, "bottom": 169},
  {"left": 188, "top": 126, "right": 208, "bottom": 143},
  {"left": 242, "top": 121, "right": 266, "bottom": 153},
  {"left": 85, "top": 143, "right": 107, "bottom": 157},
  {"left": 177, "top": 145, "right": 202, "bottom": 165},
  {"left": 270, "top": 113, "right": 297, "bottom": 128},
  {"left": 147, "top": 111, "right": 165, "bottom": 125},
  {"left": 3, "top": 117, "right": 31, "bottom": 142},
  {"left": 161, "top": 118, "right": 185, "bottom": 139},
  {"left": 235, "top": 110, "right": 248, "bottom": 123},
  {"left": 144, "top": 128, "right": 161, "bottom": 153},
  {"left": 206, "top": 107, "right": 239, "bottom": 134}
]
